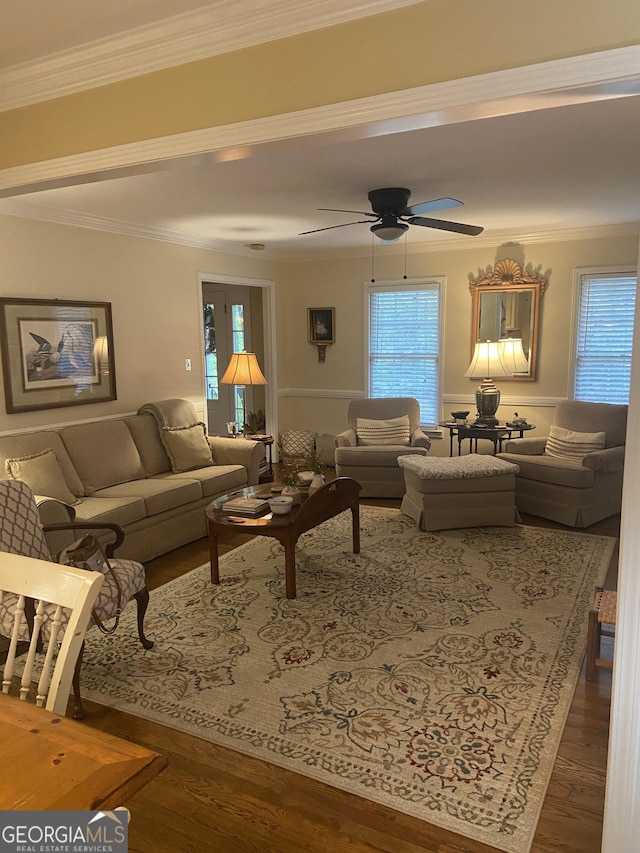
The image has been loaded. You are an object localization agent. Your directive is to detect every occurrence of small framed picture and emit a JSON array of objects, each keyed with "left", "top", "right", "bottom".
[
  {"left": 308, "top": 307, "right": 335, "bottom": 344},
  {"left": 0, "top": 297, "right": 117, "bottom": 414}
]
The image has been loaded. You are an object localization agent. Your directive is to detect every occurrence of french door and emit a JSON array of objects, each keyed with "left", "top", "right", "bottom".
[{"left": 202, "top": 283, "right": 257, "bottom": 436}]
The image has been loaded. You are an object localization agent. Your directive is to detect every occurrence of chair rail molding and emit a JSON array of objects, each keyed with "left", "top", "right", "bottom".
[
  {"left": 278, "top": 388, "right": 364, "bottom": 399},
  {"left": 443, "top": 394, "right": 563, "bottom": 408}
]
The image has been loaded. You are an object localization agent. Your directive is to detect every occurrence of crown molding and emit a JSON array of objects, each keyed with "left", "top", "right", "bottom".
[
  {"left": 0, "top": 196, "right": 284, "bottom": 261},
  {"left": 1, "top": 196, "right": 637, "bottom": 263},
  {"left": 0, "top": 0, "right": 423, "bottom": 112},
  {"left": 281, "top": 222, "right": 640, "bottom": 262},
  {"left": 2, "top": 45, "right": 639, "bottom": 201},
  {"left": 1, "top": 46, "right": 638, "bottom": 260},
  {"left": 277, "top": 388, "right": 364, "bottom": 398}
]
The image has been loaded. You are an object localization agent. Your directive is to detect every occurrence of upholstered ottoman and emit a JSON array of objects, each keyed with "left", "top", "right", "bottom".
[{"left": 398, "top": 454, "right": 520, "bottom": 530}]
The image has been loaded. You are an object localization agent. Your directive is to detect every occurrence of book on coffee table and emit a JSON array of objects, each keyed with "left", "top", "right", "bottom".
[{"left": 221, "top": 496, "right": 270, "bottom": 515}]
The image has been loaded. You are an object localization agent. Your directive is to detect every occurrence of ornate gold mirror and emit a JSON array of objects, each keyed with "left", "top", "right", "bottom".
[{"left": 469, "top": 259, "right": 546, "bottom": 381}]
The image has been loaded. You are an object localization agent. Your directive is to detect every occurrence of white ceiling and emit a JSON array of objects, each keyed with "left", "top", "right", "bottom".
[{"left": 2, "top": 2, "right": 640, "bottom": 261}]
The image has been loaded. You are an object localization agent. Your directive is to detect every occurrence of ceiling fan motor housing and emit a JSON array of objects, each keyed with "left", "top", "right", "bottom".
[{"left": 368, "top": 187, "right": 411, "bottom": 215}]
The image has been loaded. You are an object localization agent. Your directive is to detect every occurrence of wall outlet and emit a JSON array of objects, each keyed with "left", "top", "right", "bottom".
[{"left": 185, "top": 358, "right": 192, "bottom": 371}]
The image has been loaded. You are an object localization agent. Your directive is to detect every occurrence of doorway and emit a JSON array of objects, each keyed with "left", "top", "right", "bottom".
[{"left": 201, "top": 281, "right": 266, "bottom": 437}]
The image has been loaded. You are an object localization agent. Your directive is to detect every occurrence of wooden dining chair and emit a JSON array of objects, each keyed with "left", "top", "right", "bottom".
[{"left": 0, "top": 552, "right": 103, "bottom": 716}]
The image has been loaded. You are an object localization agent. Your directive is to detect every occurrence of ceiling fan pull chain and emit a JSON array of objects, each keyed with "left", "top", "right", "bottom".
[
  {"left": 404, "top": 231, "right": 408, "bottom": 280},
  {"left": 370, "top": 232, "right": 376, "bottom": 283}
]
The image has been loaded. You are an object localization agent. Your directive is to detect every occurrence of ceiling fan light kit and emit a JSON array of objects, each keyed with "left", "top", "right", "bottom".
[
  {"left": 371, "top": 218, "right": 408, "bottom": 242},
  {"left": 300, "top": 187, "right": 483, "bottom": 240}
]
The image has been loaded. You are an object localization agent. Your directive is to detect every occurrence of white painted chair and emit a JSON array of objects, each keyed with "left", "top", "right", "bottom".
[
  {"left": 0, "top": 479, "right": 152, "bottom": 718},
  {"left": 0, "top": 552, "right": 103, "bottom": 716}
]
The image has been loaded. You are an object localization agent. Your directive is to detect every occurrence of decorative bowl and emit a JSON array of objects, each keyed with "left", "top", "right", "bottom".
[
  {"left": 268, "top": 495, "right": 294, "bottom": 514},
  {"left": 451, "top": 410, "right": 470, "bottom": 420}
]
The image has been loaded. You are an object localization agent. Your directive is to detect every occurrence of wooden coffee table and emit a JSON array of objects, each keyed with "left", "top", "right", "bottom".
[{"left": 206, "top": 477, "right": 362, "bottom": 599}]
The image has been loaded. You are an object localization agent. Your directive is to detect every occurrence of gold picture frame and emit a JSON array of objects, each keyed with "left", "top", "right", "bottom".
[{"left": 0, "top": 297, "right": 117, "bottom": 413}]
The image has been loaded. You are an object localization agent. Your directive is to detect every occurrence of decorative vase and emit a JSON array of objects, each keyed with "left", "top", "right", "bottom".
[
  {"left": 281, "top": 484, "right": 301, "bottom": 504},
  {"left": 308, "top": 473, "right": 325, "bottom": 496}
]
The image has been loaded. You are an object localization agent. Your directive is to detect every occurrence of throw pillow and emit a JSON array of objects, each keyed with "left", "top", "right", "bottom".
[
  {"left": 544, "top": 424, "right": 606, "bottom": 462},
  {"left": 161, "top": 422, "right": 213, "bottom": 472},
  {"left": 356, "top": 415, "right": 411, "bottom": 446},
  {"left": 279, "top": 429, "right": 317, "bottom": 458},
  {"left": 5, "top": 448, "right": 79, "bottom": 505}
]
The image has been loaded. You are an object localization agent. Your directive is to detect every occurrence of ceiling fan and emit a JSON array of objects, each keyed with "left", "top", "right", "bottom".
[{"left": 300, "top": 187, "right": 483, "bottom": 242}]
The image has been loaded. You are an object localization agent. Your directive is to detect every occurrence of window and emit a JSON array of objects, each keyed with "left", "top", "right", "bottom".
[
  {"left": 367, "top": 280, "right": 443, "bottom": 428},
  {"left": 203, "top": 303, "right": 218, "bottom": 401},
  {"left": 203, "top": 300, "right": 246, "bottom": 424},
  {"left": 230, "top": 304, "right": 246, "bottom": 426},
  {"left": 573, "top": 270, "right": 637, "bottom": 404}
]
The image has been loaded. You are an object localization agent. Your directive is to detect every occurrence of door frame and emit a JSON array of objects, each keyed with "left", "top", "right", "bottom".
[{"left": 198, "top": 272, "right": 277, "bottom": 443}]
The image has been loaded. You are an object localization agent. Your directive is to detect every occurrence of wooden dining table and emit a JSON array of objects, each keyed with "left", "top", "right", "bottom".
[{"left": 0, "top": 693, "right": 167, "bottom": 810}]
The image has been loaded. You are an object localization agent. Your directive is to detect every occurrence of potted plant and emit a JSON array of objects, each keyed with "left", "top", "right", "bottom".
[
  {"left": 280, "top": 466, "right": 301, "bottom": 503},
  {"left": 243, "top": 409, "right": 266, "bottom": 436},
  {"left": 308, "top": 451, "right": 326, "bottom": 496}
]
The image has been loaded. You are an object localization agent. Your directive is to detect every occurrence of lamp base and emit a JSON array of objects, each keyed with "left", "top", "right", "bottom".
[
  {"left": 473, "top": 415, "right": 499, "bottom": 427},
  {"left": 474, "top": 385, "right": 500, "bottom": 426}
]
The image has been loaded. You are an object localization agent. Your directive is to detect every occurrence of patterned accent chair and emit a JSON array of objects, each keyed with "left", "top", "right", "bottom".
[
  {"left": 334, "top": 398, "right": 431, "bottom": 498},
  {"left": 0, "top": 479, "right": 152, "bottom": 717}
]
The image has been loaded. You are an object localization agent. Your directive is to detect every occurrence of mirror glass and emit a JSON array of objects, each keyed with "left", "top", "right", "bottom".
[{"left": 469, "top": 259, "right": 546, "bottom": 381}]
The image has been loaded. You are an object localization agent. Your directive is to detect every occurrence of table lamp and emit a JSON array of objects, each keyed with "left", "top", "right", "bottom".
[{"left": 464, "top": 340, "right": 512, "bottom": 426}]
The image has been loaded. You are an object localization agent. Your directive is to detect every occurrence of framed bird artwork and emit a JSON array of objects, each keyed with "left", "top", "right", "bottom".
[{"left": 0, "top": 298, "right": 117, "bottom": 413}]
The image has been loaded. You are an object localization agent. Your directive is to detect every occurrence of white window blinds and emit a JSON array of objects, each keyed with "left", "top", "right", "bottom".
[
  {"left": 368, "top": 282, "right": 442, "bottom": 427},
  {"left": 574, "top": 272, "right": 637, "bottom": 404}
]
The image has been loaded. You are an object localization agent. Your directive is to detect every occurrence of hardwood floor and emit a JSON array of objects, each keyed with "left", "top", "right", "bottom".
[{"left": 78, "top": 496, "right": 618, "bottom": 853}]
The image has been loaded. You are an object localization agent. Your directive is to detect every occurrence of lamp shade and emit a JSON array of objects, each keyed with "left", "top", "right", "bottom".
[
  {"left": 464, "top": 340, "right": 511, "bottom": 380},
  {"left": 498, "top": 337, "right": 529, "bottom": 374},
  {"left": 220, "top": 351, "right": 267, "bottom": 386}
]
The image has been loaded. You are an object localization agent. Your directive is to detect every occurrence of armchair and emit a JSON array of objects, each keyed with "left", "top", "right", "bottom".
[
  {"left": 0, "top": 479, "right": 152, "bottom": 718},
  {"left": 334, "top": 398, "right": 431, "bottom": 498},
  {"left": 497, "top": 401, "right": 627, "bottom": 527}
]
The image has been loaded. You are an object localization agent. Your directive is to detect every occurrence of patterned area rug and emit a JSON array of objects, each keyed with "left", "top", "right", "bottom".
[{"left": 79, "top": 508, "right": 614, "bottom": 853}]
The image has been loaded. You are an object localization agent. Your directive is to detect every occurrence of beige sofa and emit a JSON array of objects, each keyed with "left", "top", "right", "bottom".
[
  {"left": 497, "top": 400, "right": 627, "bottom": 528},
  {"left": 0, "top": 399, "right": 264, "bottom": 562}
]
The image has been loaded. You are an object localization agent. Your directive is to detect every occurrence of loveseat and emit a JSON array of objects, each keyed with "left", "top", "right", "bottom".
[{"left": 0, "top": 399, "right": 264, "bottom": 562}]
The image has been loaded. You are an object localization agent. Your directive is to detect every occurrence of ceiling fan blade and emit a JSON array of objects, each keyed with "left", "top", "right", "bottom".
[
  {"left": 405, "top": 197, "right": 463, "bottom": 216},
  {"left": 318, "top": 207, "right": 376, "bottom": 217},
  {"left": 409, "top": 216, "right": 484, "bottom": 236},
  {"left": 299, "top": 219, "right": 374, "bottom": 235}
]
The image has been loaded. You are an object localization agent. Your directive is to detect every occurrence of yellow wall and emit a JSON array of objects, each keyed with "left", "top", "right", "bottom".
[{"left": 1, "top": 0, "right": 639, "bottom": 168}]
